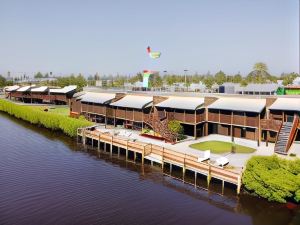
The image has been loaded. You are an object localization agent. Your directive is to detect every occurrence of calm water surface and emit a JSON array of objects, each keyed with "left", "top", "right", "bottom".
[{"left": 0, "top": 113, "right": 299, "bottom": 225}]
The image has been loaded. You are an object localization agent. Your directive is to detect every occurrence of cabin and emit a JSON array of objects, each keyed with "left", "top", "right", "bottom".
[
  {"left": 109, "top": 95, "right": 153, "bottom": 130},
  {"left": 72, "top": 92, "right": 117, "bottom": 123},
  {"left": 4, "top": 85, "right": 20, "bottom": 99},
  {"left": 49, "top": 85, "right": 77, "bottom": 105},
  {"left": 10, "top": 85, "right": 34, "bottom": 103},
  {"left": 267, "top": 98, "right": 300, "bottom": 154},
  {"left": 207, "top": 98, "right": 266, "bottom": 145},
  {"left": 30, "top": 86, "right": 49, "bottom": 103},
  {"left": 154, "top": 96, "right": 206, "bottom": 138}
]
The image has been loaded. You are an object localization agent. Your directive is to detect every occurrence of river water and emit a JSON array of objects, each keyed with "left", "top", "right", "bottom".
[{"left": 0, "top": 113, "right": 299, "bottom": 225}]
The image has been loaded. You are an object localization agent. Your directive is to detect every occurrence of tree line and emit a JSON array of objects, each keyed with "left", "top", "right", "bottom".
[{"left": 1, "top": 62, "right": 299, "bottom": 89}]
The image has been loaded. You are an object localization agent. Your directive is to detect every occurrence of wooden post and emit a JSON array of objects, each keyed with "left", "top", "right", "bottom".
[
  {"left": 237, "top": 176, "right": 241, "bottom": 194},
  {"left": 207, "top": 165, "right": 211, "bottom": 188},
  {"left": 134, "top": 152, "right": 137, "bottom": 162},
  {"left": 170, "top": 163, "right": 172, "bottom": 175},
  {"left": 104, "top": 142, "right": 106, "bottom": 152},
  {"left": 142, "top": 146, "right": 145, "bottom": 165},
  {"left": 126, "top": 140, "right": 129, "bottom": 160},
  {"left": 98, "top": 133, "right": 101, "bottom": 150},
  {"left": 194, "top": 124, "right": 197, "bottom": 140},
  {"left": 194, "top": 172, "right": 197, "bottom": 188},
  {"left": 266, "top": 131, "right": 269, "bottom": 147},
  {"left": 222, "top": 180, "right": 225, "bottom": 195},
  {"left": 83, "top": 129, "right": 86, "bottom": 146},
  {"left": 118, "top": 147, "right": 120, "bottom": 158},
  {"left": 162, "top": 147, "right": 164, "bottom": 171},
  {"left": 110, "top": 136, "right": 113, "bottom": 156}
]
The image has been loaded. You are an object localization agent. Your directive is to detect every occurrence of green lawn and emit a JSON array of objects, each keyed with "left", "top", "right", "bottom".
[
  {"left": 189, "top": 141, "right": 256, "bottom": 154},
  {"left": 26, "top": 105, "right": 70, "bottom": 116}
]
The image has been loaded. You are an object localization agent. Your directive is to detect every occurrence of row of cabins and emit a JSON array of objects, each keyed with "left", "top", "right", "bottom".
[
  {"left": 4, "top": 85, "right": 77, "bottom": 105},
  {"left": 71, "top": 92, "right": 300, "bottom": 154}
]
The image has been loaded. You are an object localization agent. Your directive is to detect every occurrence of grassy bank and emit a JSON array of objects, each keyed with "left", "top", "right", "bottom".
[
  {"left": 0, "top": 99, "right": 93, "bottom": 137},
  {"left": 243, "top": 155, "right": 300, "bottom": 203},
  {"left": 189, "top": 141, "right": 256, "bottom": 154}
]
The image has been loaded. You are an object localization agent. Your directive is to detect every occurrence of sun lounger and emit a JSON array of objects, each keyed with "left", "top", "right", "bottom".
[
  {"left": 197, "top": 150, "right": 210, "bottom": 162},
  {"left": 216, "top": 157, "right": 229, "bottom": 168}
]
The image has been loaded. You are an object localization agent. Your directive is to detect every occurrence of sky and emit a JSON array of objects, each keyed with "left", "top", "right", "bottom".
[{"left": 0, "top": 0, "right": 299, "bottom": 77}]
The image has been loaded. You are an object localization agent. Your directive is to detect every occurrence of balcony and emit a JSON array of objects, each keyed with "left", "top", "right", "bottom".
[
  {"left": 261, "top": 119, "right": 282, "bottom": 132},
  {"left": 94, "top": 105, "right": 105, "bottom": 115},
  {"left": 208, "top": 112, "right": 219, "bottom": 123},
  {"left": 220, "top": 113, "right": 231, "bottom": 124},
  {"left": 116, "top": 109, "right": 125, "bottom": 119}
]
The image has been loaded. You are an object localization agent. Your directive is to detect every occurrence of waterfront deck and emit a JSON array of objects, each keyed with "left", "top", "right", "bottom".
[{"left": 77, "top": 127, "right": 242, "bottom": 194}]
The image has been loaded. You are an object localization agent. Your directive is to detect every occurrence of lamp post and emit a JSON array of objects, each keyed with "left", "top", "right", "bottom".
[{"left": 184, "top": 69, "right": 188, "bottom": 92}]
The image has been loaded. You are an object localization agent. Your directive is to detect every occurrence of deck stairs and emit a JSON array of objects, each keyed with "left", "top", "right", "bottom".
[
  {"left": 143, "top": 113, "right": 177, "bottom": 143},
  {"left": 274, "top": 115, "right": 299, "bottom": 154}
]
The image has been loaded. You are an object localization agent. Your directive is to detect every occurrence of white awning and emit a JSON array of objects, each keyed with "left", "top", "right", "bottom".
[
  {"left": 208, "top": 98, "right": 266, "bottom": 113},
  {"left": 156, "top": 97, "right": 204, "bottom": 110},
  {"left": 31, "top": 86, "right": 48, "bottom": 92},
  {"left": 49, "top": 85, "right": 77, "bottom": 94},
  {"left": 4, "top": 85, "right": 20, "bottom": 92},
  {"left": 110, "top": 95, "right": 152, "bottom": 109},
  {"left": 79, "top": 92, "right": 116, "bottom": 104},
  {"left": 269, "top": 98, "right": 300, "bottom": 112}
]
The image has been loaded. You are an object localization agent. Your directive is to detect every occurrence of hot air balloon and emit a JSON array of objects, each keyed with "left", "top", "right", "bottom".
[{"left": 147, "top": 46, "right": 161, "bottom": 59}]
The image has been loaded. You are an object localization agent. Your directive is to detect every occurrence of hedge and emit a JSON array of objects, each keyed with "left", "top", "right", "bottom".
[
  {"left": 0, "top": 99, "right": 93, "bottom": 137},
  {"left": 243, "top": 155, "right": 300, "bottom": 203}
]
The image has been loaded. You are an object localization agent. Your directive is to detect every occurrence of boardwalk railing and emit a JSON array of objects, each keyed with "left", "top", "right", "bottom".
[{"left": 78, "top": 128, "right": 242, "bottom": 194}]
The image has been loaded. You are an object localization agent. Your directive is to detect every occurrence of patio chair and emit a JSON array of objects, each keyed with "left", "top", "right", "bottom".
[
  {"left": 197, "top": 150, "right": 210, "bottom": 162},
  {"left": 216, "top": 157, "right": 229, "bottom": 168}
]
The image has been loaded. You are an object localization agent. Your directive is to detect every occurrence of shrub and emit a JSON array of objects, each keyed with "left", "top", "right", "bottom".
[
  {"left": 243, "top": 155, "right": 300, "bottom": 203},
  {"left": 168, "top": 120, "right": 183, "bottom": 135},
  {"left": 0, "top": 99, "right": 93, "bottom": 137}
]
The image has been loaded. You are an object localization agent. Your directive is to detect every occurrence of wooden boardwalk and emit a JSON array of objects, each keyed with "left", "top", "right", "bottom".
[{"left": 77, "top": 127, "right": 242, "bottom": 194}]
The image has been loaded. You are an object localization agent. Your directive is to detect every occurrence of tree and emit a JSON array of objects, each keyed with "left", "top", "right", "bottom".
[
  {"left": 203, "top": 76, "right": 215, "bottom": 89},
  {"left": 34, "top": 72, "right": 44, "bottom": 79},
  {"left": 281, "top": 72, "right": 299, "bottom": 86},
  {"left": 233, "top": 74, "right": 242, "bottom": 83},
  {"left": 0, "top": 75, "right": 6, "bottom": 87},
  {"left": 214, "top": 70, "right": 226, "bottom": 85},
  {"left": 240, "top": 79, "right": 248, "bottom": 87},
  {"left": 248, "top": 62, "right": 269, "bottom": 83},
  {"left": 149, "top": 74, "right": 163, "bottom": 87},
  {"left": 168, "top": 120, "right": 183, "bottom": 135}
]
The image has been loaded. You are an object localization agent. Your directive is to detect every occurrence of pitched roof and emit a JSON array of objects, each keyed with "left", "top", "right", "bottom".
[
  {"left": 49, "top": 85, "right": 77, "bottom": 94},
  {"left": 269, "top": 98, "right": 300, "bottom": 112},
  {"left": 110, "top": 95, "right": 152, "bottom": 109},
  {"left": 208, "top": 97, "right": 266, "bottom": 113},
  {"left": 31, "top": 86, "right": 48, "bottom": 92},
  {"left": 4, "top": 85, "right": 20, "bottom": 92},
  {"left": 17, "top": 86, "right": 33, "bottom": 92},
  {"left": 155, "top": 97, "right": 204, "bottom": 110},
  {"left": 79, "top": 92, "right": 116, "bottom": 104}
]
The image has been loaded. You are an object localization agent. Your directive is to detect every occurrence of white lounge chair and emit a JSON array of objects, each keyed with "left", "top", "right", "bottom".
[
  {"left": 216, "top": 157, "right": 229, "bottom": 168},
  {"left": 197, "top": 150, "right": 210, "bottom": 162}
]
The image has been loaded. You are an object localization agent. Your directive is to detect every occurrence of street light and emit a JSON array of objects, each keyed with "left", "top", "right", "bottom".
[{"left": 184, "top": 69, "right": 188, "bottom": 91}]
